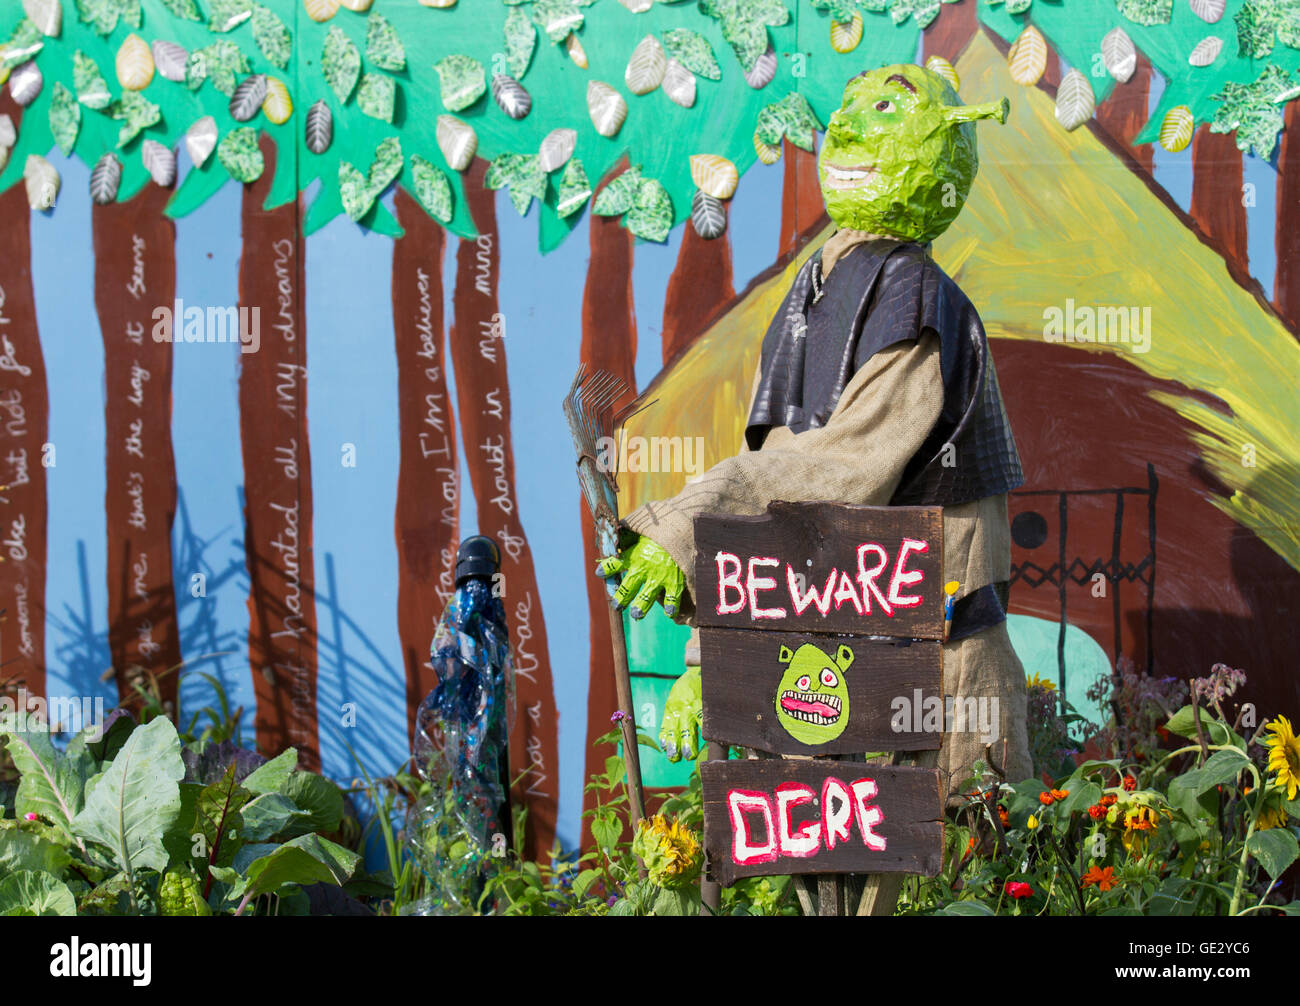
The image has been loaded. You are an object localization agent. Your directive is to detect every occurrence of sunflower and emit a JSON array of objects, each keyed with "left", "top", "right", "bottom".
[
  {"left": 1026, "top": 672, "right": 1057, "bottom": 693},
  {"left": 632, "top": 815, "right": 702, "bottom": 889},
  {"left": 1257, "top": 804, "right": 1289, "bottom": 831},
  {"left": 1264, "top": 716, "right": 1300, "bottom": 801}
]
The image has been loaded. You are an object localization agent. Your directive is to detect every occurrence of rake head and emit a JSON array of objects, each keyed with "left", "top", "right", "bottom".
[{"left": 562, "top": 365, "right": 636, "bottom": 562}]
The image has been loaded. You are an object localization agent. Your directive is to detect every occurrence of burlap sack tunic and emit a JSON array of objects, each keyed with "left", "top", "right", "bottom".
[{"left": 623, "top": 230, "right": 1032, "bottom": 796}]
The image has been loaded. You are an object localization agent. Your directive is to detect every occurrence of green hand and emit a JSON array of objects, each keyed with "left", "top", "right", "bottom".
[
  {"left": 595, "top": 535, "right": 686, "bottom": 620},
  {"left": 658, "top": 665, "right": 702, "bottom": 763}
]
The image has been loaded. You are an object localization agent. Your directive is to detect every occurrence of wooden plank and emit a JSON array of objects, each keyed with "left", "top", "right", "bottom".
[
  {"left": 693, "top": 502, "right": 944, "bottom": 639},
  {"left": 701, "top": 759, "right": 944, "bottom": 887},
  {"left": 700, "top": 630, "right": 943, "bottom": 755}
]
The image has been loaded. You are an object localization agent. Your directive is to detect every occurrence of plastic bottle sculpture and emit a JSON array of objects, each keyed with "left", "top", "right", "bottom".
[{"left": 405, "top": 536, "right": 515, "bottom": 915}]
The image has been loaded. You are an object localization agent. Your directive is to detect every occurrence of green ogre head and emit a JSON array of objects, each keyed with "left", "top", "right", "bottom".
[
  {"left": 774, "top": 642, "right": 853, "bottom": 745},
  {"left": 818, "top": 63, "right": 1010, "bottom": 243}
]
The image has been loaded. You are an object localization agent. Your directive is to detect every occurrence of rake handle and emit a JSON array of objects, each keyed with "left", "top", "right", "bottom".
[{"left": 607, "top": 603, "right": 647, "bottom": 828}]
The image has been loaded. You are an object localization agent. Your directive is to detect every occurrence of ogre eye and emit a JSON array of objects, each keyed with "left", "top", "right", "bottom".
[
  {"left": 821, "top": 668, "right": 838, "bottom": 688},
  {"left": 797, "top": 674, "right": 811, "bottom": 691},
  {"left": 875, "top": 99, "right": 894, "bottom": 112}
]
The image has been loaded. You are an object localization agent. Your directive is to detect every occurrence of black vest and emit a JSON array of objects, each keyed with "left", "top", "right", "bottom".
[{"left": 746, "top": 239, "right": 1024, "bottom": 509}]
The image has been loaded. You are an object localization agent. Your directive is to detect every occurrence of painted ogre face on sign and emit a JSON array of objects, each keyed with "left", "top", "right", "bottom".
[
  {"left": 774, "top": 642, "right": 854, "bottom": 745},
  {"left": 818, "top": 63, "right": 1009, "bottom": 243}
]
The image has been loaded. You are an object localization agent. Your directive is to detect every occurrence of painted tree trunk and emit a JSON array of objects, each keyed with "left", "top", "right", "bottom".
[
  {"left": 238, "top": 137, "right": 321, "bottom": 770},
  {"left": 922, "top": 0, "right": 977, "bottom": 62},
  {"left": 1094, "top": 53, "right": 1154, "bottom": 175},
  {"left": 449, "top": 160, "right": 559, "bottom": 857},
  {"left": 662, "top": 209, "right": 734, "bottom": 366},
  {"left": 579, "top": 163, "right": 639, "bottom": 850},
  {"left": 1190, "top": 126, "right": 1249, "bottom": 284},
  {"left": 1277, "top": 102, "right": 1300, "bottom": 334},
  {"left": 392, "top": 188, "right": 460, "bottom": 746},
  {"left": 0, "top": 98, "right": 47, "bottom": 701},
  {"left": 778, "top": 140, "right": 826, "bottom": 259},
  {"left": 92, "top": 182, "right": 181, "bottom": 715}
]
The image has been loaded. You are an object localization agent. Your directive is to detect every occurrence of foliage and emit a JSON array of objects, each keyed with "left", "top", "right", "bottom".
[{"left": 903, "top": 661, "right": 1300, "bottom": 916}]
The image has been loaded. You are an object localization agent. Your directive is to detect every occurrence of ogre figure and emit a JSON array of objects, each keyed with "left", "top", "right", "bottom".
[
  {"left": 598, "top": 64, "right": 1032, "bottom": 796},
  {"left": 774, "top": 642, "right": 854, "bottom": 745}
]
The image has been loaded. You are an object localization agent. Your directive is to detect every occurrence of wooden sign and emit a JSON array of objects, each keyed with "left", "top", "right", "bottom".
[
  {"left": 699, "top": 632, "right": 942, "bottom": 756},
  {"left": 694, "top": 502, "right": 944, "bottom": 638},
  {"left": 694, "top": 503, "right": 946, "bottom": 902},
  {"left": 701, "top": 759, "right": 944, "bottom": 886}
]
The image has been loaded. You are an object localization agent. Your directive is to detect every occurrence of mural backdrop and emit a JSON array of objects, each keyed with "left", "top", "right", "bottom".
[{"left": 0, "top": 0, "right": 1297, "bottom": 857}]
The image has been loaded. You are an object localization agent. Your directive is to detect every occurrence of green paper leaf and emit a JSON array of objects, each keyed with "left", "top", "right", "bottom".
[
  {"left": 73, "top": 50, "right": 112, "bottom": 109},
  {"left": 1, "top": 19, "right": 43, "bottom": 70},
  {"left": 0, "top": 870, "right": 76, "bottom": 917},
  {"left": 209, "top": 0, "right": 254, "bottom": 32},
  {"left": 809, "top": 0, "right": 859, "bottom": 20},
  {"left": 112, "top": 91, "right": 161, "bottom": 148},
  {"left": 1211, "top": 64, "right": 1299, "bottom": 158},
  {"left": 556, "top": 157, "right": 591, "bottom": 217},
  {"left": 366, "top": 12, "right": 406, "bottom": 72},
  {"left": 485, "top": 152, "right": 545, "bottom": 216},
  {"left": 532, "top": 0, "right": 585, "bottom": 42},
  {"left": 217, "top": 126, "right": 265, "bottom": 183},
  {"left": 322, "top": 26, "right": 361, "bottom": 104},
  {"left": 189, "top": 40, "right": 251, "bottom": 96},
  {"left": 49, "top": 82, "right": 81, "bottom": 155},
  {"left": 411, "top": 155, "right": 453, "bottom": 222},
  {"left": 1115, "top": 0, "right": 1173, "bottom": 26},
  {"left": 698, "top": 0, "right": 789, "bottom": 71},
  {"left": 592, "top": 165, "right": 642, "bottom": 216},
  {"left": 627, "top": 176, "right": 673, "bottom": 241},
  {"left": 357, "top": 73, "right": 396, "bottom": 122},
  {"left": 252, "top": 4, "right": 292, "bottom": 71},
  {"left": 504, "top": 8, "right": 537, "bottom": 79},
  {"left": 434, "top": 54, "right": 486, "bottom": 112},
  {"left": 662, "top": 28, "right": 721, "bottom": 80},
  {"left": 158, "top": 0, "right": 202, "bottom": 20},
  {"left": 72, "top": 717, "right": 184, "bottom": 877}
]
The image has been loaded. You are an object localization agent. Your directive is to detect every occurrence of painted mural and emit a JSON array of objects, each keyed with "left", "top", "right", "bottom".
[{"left": 0, "top": 0, "right": 1297, "bottom": 862}]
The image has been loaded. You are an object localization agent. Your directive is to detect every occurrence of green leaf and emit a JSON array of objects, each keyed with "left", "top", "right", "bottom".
[
  {"left": 2, "top": 19, "right": 44, "bottom": 70},
  {"left": 159, "top": 866, "right": 211, "bottom": 916},
  {"left": 194, "top": 763, "right": 252, "bottom": 869},
  {"left": 1246, "top": 828, "right": 1300, "bottom": 880},
  {"left": 572, "top": 867, "right": 602, "bottom": 900},
  {"left": 1165, "top": 705, "right": 1233, "bottom": 745},
  {"left": 1115, "top": 0, "right": 1172, "bottom": 25},
  {"left": 0, "top": 870, "right": 76, "bottom": 916},
  {"left": 209, "top": 0, "right": 253, "bottom": 33},
  {"left": 662, "top": 28, "right": 721, "bottom": 80},
  {"left": 699, "top": 0, "right": 789, "bottom": 71},
  {"left": 410, "top": 155, "right": 453, "bottom": 222},
  {"left": 72, "top": 717, "right": 185, "bottom": 878},
  {"left": 556, "top": 157, "right": 591, "bottom": 218},
  {"left": 340, "top": 161, "right": 372, "bottom": 221},
  {"left": 627, "top": 177, "right": 673, "bottom": 242},
  {"left": 73, "top": 50, "right": 112, "bottom": 110},
  {"left": 1056, "top": 781, "right": 1101, "bottom": 817},
  {"left": 2, "top": 728, "right": 92, "bottom": 844},
  {"left": 189, "top": 40, "right": 251, "bottom": 96},
  {"left": 243, "top": 748, "right": 298, "bottom": 795},
  {"left": 0, "top": 823, "right": 74, "bottom": 876},
  {"left": 322, "top": 26, "right": 361, "bottom": 105},
  {"left": 111, "top": 91, "right": 160, "bottom": 148},
  {"left": 1182, "top": 748, "right": 1252, "bottom": 796},
  {"left": 651, "top": 885, "right": 698, "bottom": 916},
  {"left": 279, "top": 772, "right": 344, "bottom": 837},
  {"left": 366, "top": 12, "right": 406, "bottom": 72},
  {"left": 239, "top": 792, "right": 308, "bottom": 841},
  {"left": 592, "top": 166, "right": 642, "bottom": 216},
  {"left": 159, "top": 0, "right": 202, "bottom": 20},
  {"left": 161, "top": 782, "right": 202, "bottom": 865},
  {"left": 935, "top": 900, "right": 995, "bottom": 915},
  {"left": 252, "top": 4, "right": 292, "bottom": 71},
  {"left": 504, "top": 8, "right": 536, "bottom": 78},
  {"left": 237, "top": 833, "right": 361, "bottom": 902},
  {"left": 217, "top": 127, "right": 264, "bottom": 184},
  {"left": 357, "top": 73, "right": 396, "bottom": 122}
]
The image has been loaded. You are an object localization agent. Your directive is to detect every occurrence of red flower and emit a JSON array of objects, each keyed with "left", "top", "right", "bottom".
[
  {"left": 1004, "top": 881, "right": 1034, "bottom": 899},
  {"left": 1088, "top": 804, "right": 1106, "bottom": 820},
  {"left": 1039, "top": 792, "right": 1055, "bottom": 806},
  {"left": 1122, "top": 775, "right": 1137, "bottom": 792},
  {"left": 1099, "top": 794, "right": 1117, "bottom": 807},
  {"left": 1050, "top": 788, "right": 1069, "bottom": 801},
  {"left": 997, "top": 806, "right": 1010, "bottom": 827}
]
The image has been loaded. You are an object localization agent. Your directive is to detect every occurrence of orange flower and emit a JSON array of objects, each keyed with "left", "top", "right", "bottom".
[
  {"left": 964, "top": 835, "right": 977, "bottom": 856},
  {"left": 1050, "top": 788, "right": 1069, "bottom": 801},
  {"left": 1080, "top": 865, "right": 1117, "bottom": 892},
  {"left": 1122, "top": 775, "right": 1137, "bottom": 792},
  {"left": 997, "top": 806, "right": 1009, "bottom": 827},
  {"left": 1099, "top": 794, "right": 1117, "bottom": 807},
  {"left": 1088, "top": 804, "right": 1106, "bottom": 820},
  {"left": 1039, "top": 792, "right": 1055, "bottom": 806}
]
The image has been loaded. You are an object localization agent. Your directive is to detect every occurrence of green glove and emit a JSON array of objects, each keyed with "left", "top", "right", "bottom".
[
  {"left": 658, "top": 665, "right": 702, "bottom": 763},
  {"left": 595, "top": 534, "right": 686, "bottom": 620}
]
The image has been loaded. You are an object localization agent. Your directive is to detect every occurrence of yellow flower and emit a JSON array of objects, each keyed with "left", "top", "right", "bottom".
[
  {"left": 1026, "top": 673, "right": 1056, "bottom": 693},
  {"left": 1257, "top": 805, "right": 1289, "bottom": 831},
  {"left": 632, "top": 815, "right": 702, "bottom": 889},
  {"left": 1264, "top": 716, "right": 1300, "bottom": 801},
  {"left": 1026, "top": 814, "right": 1038, "bottom": 830}
]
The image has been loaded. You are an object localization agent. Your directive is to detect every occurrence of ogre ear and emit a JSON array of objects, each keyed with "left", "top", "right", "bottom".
[
  {"left": 778, "top": 645, "right": 793, "bottom": 665},
  {"left": 836, "top": 645, "right": 855, "bottom": 672}
]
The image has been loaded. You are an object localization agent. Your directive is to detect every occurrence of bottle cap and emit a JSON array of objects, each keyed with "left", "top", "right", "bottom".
[{"left": 455, "top": 535, "right": 501, "bottom": 586}]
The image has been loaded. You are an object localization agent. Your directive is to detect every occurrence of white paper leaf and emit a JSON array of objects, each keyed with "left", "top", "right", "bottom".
[
  {"left": 89, "top": 152, "right": 122, "bottom": 205},
  {"left": 1055, "top": 69, "right": 1095, "bottom": 130},
  {"left": 10, "top": 62, "right": 42, "bottom": 107},
  {"left": 587, "top": 80, "right": 627, "bottom": 138},
  {"left": 1188, "top": 0, "right": 1224, "bottom": 23},
  {"left": 491, "top": 74, "right": 531, "bottom": 119},
  {"left": 0, "top": 114, "right": 16, "bottom": 149},
  {"left": 1101, "top": 26, "right": 1137, "bottom": 83},
  {"left": 691, "top": 189, "right": 726, "bottom": 239},
  {"left": 230, "top": 74, "right": 268, "bottom": 123},
  {"left": 538, "top": 127, "right": 576, "bottom": 172},
  {"left": 626, "top": 35, "right": 666, "bottom": 95},
  {"left": 22, "top": 0, "right": 61, "bottom": 37},
  {"left": 619, "top": 0, "right": 653, "bottom": 10},
  {"left": 185, "top": 115, "right": 218, "bottom": 167},
  {"left": 306, "top": 100, "right": 333, "bottom": 154},
  {"left": 744, "top": 47, "right": 777, "bottom": 89},
  {"left": 663, "top": 59, "right": 695, "bottom": 107},
  {"left": 23, "top": 154, "right": 58, "bottom": 210},
  {"left": 152, "top": 41, "right": 189, "bottom": 83},
  {"left": 141, "top": 140, "right": 176, "bottom": 187},
  {"left": 1188, "top": 36, "right": 1222, "bottom": 66},
  {"left": 436, "top": 114, "right": 476, "bottom": 171}
]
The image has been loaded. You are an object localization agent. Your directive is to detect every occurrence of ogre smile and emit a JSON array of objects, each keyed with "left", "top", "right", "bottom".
[
  {"left": 823, "top": 163, "right": 879, "bottom": 191},
  {"left": 780, "top": 690, "right": 842, "bottom": 725}
]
